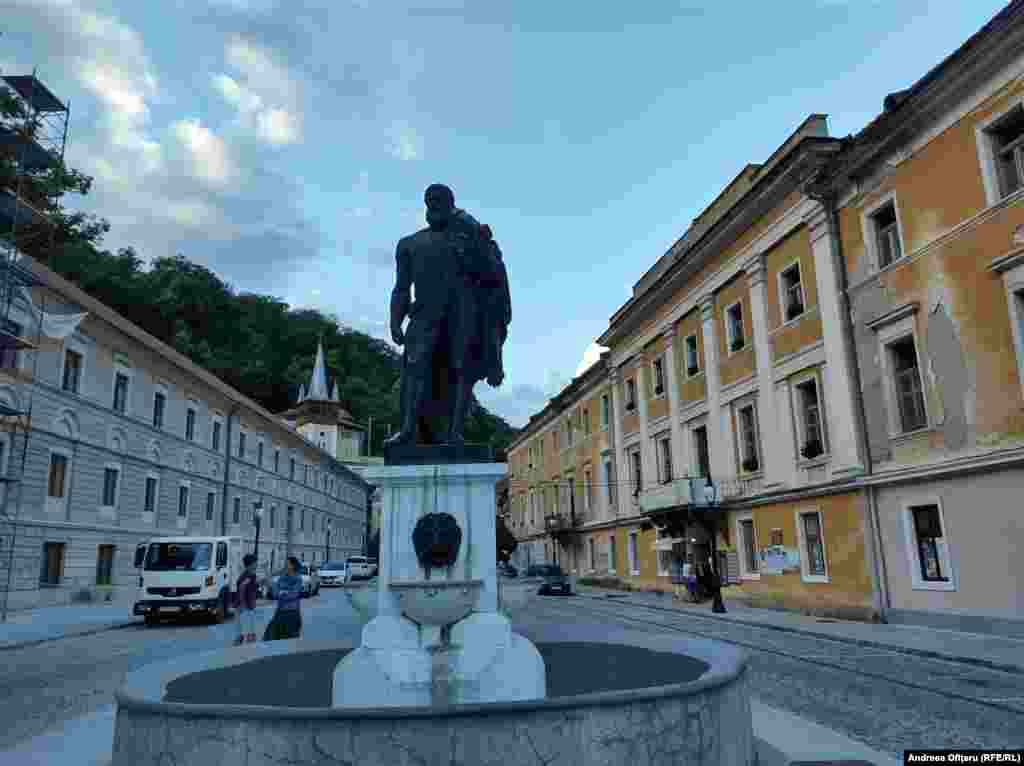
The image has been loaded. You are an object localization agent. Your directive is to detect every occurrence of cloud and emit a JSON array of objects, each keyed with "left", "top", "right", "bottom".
[
  {"left": 574, "top": 341, "right": 609, "bottom": 378},
  {"left": 171, "top": 118, "right": 232, "bottom": 185},
  {"left": 475, "top": 382, "right": 551, "bottom": 429},
  {"left": 214, "top": 37, "right": 303, "bottom": 145}
]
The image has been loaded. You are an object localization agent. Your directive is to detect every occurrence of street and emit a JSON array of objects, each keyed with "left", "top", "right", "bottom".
[{"left": 1, "top": 588, "right": 1021, "bottom": 763}]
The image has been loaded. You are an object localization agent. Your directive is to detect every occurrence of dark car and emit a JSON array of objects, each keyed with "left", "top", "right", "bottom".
[{"left": 530, "top": 564, "right": 572, "bottom": 596}]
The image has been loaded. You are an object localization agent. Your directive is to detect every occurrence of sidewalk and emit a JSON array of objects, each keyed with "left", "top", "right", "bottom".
[
  {"left": 0, "top": 603, "right": 141, "bottom": 650},
  {"left": 574, "top": 585, "right": 1024, "bottom": 674}
]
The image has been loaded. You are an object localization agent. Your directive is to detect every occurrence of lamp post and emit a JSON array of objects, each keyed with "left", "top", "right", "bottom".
[{"left": 253, "top": 500, "right": 264, "bottom": 559}]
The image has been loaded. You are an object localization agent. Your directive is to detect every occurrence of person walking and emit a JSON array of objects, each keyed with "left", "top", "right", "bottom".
[
  {"left": 263, "top": 556, "right": 304, "bottom": 641},
  {"left": 234, "top": 553, "right": 260, "bottom": 645}
]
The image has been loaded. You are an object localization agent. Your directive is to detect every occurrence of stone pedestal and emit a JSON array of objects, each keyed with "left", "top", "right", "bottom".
[{"left": 334, "top": 462, "right": 546, "bottom": 707}]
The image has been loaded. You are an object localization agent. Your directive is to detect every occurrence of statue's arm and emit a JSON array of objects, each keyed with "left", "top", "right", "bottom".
[{"left": 390, "top": 239, "right": 412, "bottom": 343}]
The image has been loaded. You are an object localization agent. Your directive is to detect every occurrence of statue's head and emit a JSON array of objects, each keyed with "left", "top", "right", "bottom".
[{"left": 424, "top": 184, "right": 455, "bottom": 230}]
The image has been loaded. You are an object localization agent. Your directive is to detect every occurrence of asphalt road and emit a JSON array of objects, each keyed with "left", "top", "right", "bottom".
[{"left": 1, "top": 585, "right": 1020, "bottom": 760}]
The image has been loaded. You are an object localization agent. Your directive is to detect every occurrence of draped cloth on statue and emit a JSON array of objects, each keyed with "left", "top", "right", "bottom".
[{"left": 16, "top": 285, "right": 88, "bottom": 339}]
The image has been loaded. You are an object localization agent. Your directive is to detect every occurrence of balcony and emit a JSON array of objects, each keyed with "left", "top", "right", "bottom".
[
  {"left": 639, "top": 475, "right": 765, "bottom": 515},
  {"left": 544, "top": 513, "right": 572, "bottom": 533},
  {"left": 639, "top": 479, "right": 695, "bottom": 514}
]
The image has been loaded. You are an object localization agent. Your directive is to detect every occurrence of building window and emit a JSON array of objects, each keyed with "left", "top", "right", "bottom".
[
  {"left": 624, "top": 378, "right": 638, "bottom": 412},
  {"left": 275, "top": 449, "right": 280, "bottom": 473},
  {"left": 40, "top": 542, "right": 65, "bottom": 586},
  {"left": 206, "top": 492, "right": 215, "bottom": 521},
  {"left": 738, "top": 518, "right": 759, "bottom": 577},
  {"left": 47, "top": 453, "right": 68, "bottom": 498},
  {"left": 185, "top": 408, "right": 196, "bottom": 441},
  {"left": 627, "top": 531, "right": 639, "bottom": 575},
  {"left": 603, "top": 457, "right": 615, "bottom": 508},
  {"left": 113, "top": 372, "right": 129, "bottom": 414},
  {"left": 233, "top": 497, "right": 241, "bottom": 524},
  {"left": 726, "top": 301, "right": 746, "bottom": 353},
  {"left": 909, "top": 503, "right": 951, "bottom": 584},
  {"left": 144, "top": 477, "right": 158, "bottom": 514},
  {"left": 588, "top": 538, "right": 596, "bottom": 571},
  {"left": 692, "top": 425, "right": 710, "bottom": 478},
  {"left": 258, "top": 441, "right": 264, "bottom": 467},
  {"left": 871, "top": 202, "right": 903, "bottom": 269},
  {"left": 780, "top": 262, "right": 805, "bottom": 322},
  {"left": 629, "top": 449, "right": 643, "bottom": 498},
  {"left": 608, "top": 534, "right": 617, "bottom": 573},
  {"left": 657, "top": 434, "right": 672, "bottom": 484},
  {"left": 652, "top": 357, "right": 665, "bottom": 396},
  {"left": 583, "top": 468, "right": 592, "bottom": 513},
  {"left": 737, "top": 404, "right": 760, "bottom": 474},
  {"left": 178, "top": 485, "right": 190, "bottom": 518},
  {"left": 582, "top": 407, "right": 590, "bottom": 436},
  {"left": 102, "top": 467, "right": 120, "bottom": 507},
  {"left": 0, "top": 319, "right": 22, "bottom": 370},
  {"left": 212, "top": 420, "right": 222, "bottom": 452},
  {"left": 300, "top": 509, "right": 306, "bottom": 530},
  {"left": 152, "top": 391, "right": 166, "bottom": 430},
  {"left": 290, "top": 458, "right": 296, "bottom": 480},
  {"left": 270, "top": 505, "right": 276, "bottom": 529},
  {"left": 889, "top": 336, "right": 927, "bottom": 433},
  {"left": 685, "top": 335, "right": 700, "bottom": 376},
  {"left": 96, "top": 544, "right": 115, "bottom": 586},
  {"left": 600, "top": 394, "right": 610, "bottom": 429},
  {"left": 62, "top": 349, "right": 82, "bottom": 394},
  {"left": 798, "top": 510, "right": 827, "bottom": 580},
  {"left": 238, "top": 431, "right": 246, "bottom": 459},
  {"left": 566, "top": 417, "right": 574, "bottom": 448},
  {"left": 794, "top": 376, "right": 826, "bottom": 460},
  {"left": 984, "top": 104, "right": 1024, "bottom": 199}
]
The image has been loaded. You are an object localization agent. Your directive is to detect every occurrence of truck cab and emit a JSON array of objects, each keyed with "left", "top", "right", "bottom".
[{"left": 133, "top": 536, "right": 243, "bottom": 626}]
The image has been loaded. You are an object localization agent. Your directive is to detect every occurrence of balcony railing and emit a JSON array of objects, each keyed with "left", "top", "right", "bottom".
[
  {"left": 639, "top": 479, "right": 694, "bottom": 514},
  {"left": 640, "top": 475, "right": 766, "bottom": 514},
  {"left": 544, "top": 513, "right": 572, "bottom": 533}
]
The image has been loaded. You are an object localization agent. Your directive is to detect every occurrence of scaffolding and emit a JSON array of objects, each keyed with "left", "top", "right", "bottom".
[{"left": 0, "top": 70, "right": 70, "bottom": 621}]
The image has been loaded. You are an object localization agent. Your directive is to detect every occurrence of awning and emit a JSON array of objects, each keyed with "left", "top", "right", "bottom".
[{"left": 652, "top": 537, "right": 684, "bottom": 552}]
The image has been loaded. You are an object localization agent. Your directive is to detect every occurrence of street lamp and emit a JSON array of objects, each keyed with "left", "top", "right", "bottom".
[{"left": 253, "top": 501, "right": 264, "bottom": 559}]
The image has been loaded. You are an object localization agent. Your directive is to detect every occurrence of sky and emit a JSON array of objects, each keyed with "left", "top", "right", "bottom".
[{"left": 0, "top": 0, "right": 1011, "bottom": 427}]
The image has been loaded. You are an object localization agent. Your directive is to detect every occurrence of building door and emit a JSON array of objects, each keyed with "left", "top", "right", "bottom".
[{"left": 693, "top": 426, "right": 710, "bottom": 478}]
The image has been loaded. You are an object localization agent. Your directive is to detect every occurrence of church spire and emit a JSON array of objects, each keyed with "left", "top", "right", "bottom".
[{"left": 307, "top": 336, "right": 330, "bottom": 400}]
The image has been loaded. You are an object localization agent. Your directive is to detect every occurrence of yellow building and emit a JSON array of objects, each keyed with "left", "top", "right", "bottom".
[{"left": 508, "top": 2, "right": 1024, "bottom": 633}]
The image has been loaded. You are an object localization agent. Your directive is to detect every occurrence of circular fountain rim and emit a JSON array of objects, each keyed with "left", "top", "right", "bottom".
[{"left": 115, "top": 633, "right": 748, "bottom": 721}]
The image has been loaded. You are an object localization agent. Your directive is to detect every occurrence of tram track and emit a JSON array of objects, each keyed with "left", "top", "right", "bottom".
[{"left": 528, "top": 595, "right": 1024, "bottom": 716}]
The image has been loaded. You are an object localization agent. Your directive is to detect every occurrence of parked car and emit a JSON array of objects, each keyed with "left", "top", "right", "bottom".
[
  {"left": 531, "top": 564, "right": 572, "bottom": 596},
  {"left": 319, "top": 560, "right": 350, "bottom": 587},
  {"left": 346, "top": 555, "right": 375, "bottom": 580},
  {"left": 133, "top": 536, "right": 243, "bottom": 626}
]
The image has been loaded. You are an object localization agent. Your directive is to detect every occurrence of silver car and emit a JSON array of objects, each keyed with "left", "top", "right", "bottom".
[{"left": 319, "top": 560, "right": 350, "bottom": 587}]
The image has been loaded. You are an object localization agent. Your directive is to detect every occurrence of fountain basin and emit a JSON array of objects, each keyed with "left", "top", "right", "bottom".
[
  {"left": 111, "top": 624, "right": 755, "bottom": 765},
  {"left": 389, "top": 578, "right": 483, "bottom": 627}
]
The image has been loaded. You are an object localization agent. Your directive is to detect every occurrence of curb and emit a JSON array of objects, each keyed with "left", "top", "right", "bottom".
[
  {"left": 577, "top": 591, "right": 1024, "bottom": 676},
  {"left": 0, "top": 618, "right": 143, "bottom": 652}
]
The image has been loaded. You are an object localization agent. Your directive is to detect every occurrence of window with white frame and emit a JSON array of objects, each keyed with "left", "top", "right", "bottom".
[
  {"left": 737, "top": 403, "right": 760, "bottom": 474},
  {"left": 652, "top": 356, "right": 665, "bottom": 396},
  {"left": 212, "top": 416, "right": 223, "bottom": 452},
  {"left": 627, "top": 530, "right": 639, "bottom": 575},
  {"left": 725, "top": 301, "right": 746, "bottom": 352},
  {"left": 625, "top": 378, "right": 637, "bottom": 411},
  {"left": 112, "top": 366, "right": 131, "bottom": 414},
  {"left": 101, "top": 464, "right": 121, "bottom": 511},
  {"left": 152, "top": 387, "right": 166, "bottom": 430},
  {"left": 583, "top": 467, "right": 592, "bottom": 513},
  {"left": 566, "top": 416, "right": 574, "bottom": 448},
  {"left": 206, "top": 492, "right": 216, "bottom": 522},
  {"left": 871, "top": 201, "right": 903, "bottom": 269},
  {"left": 144, "top": 475, "right": 158, "bottom": 516},
  {"left": 275, "top": 448, "right": 281, "bottom": 473},
  {"left": 629, "top": 448, "right": 642, "bottom": 497},
  {"left": 737, "top": 516, "right": 759, "bottom": 578},
  {"left": 685, "top": 334, "right": 700, "bottom": 377},
  {"left": 233, "top": 497, "right": 241, "bottom": 524},
  {"left": 47, "top": 451, "right": 69, "bottom": 504},
  {"left": 982, "top": 103, "right": 1024, "bottom": 200},
  {"left": 888, "top": 336, "right": 928, "bottom": 434},
  {"left": 61, "top": 348, "right": 83, "bottom": 394},
  {"left": 582, "top": 407, "right": 590, "bottom": 436},
  {"left": 177, "top": 483, "right": 190, "bottom": 520},
  {"left": 603, "top": 456, "right": 615, "bottom": 508},
  {"left": 779, "top": 261, "right": 805, "bottom": 322},
  {"left": 600, "top": 393, "right": 610, "bottom": 429},
  {"left": 793, "top": 374, "right": 826, "bottom": 460},
  {"left": 588, "top": 538, "right": 596, "bottom": 571},
  {"left": 185, "top": 405, "right": 197, "bottom": 442},
  {"left": 656, "top": 528, "right": 674, "bottom": 577},
  {"left": 692, "top": 424, "right": 710, "bottom": 478},
  {"left": 238, "top": 430, "right": 247, "bottom": 460},
  {"left": 796, "top": 509, "right": 828, "bottom": 582},
  {"left": 903, "top": 501, "right": 956, "bottom": 590},
  {"left": 656, "top": 433, "right": 672, "bottom": 484}
]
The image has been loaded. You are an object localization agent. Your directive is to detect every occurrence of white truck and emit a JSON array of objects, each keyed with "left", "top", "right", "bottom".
[{"left": 133, "top": 536, "right": 244, "bottom": 626}]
